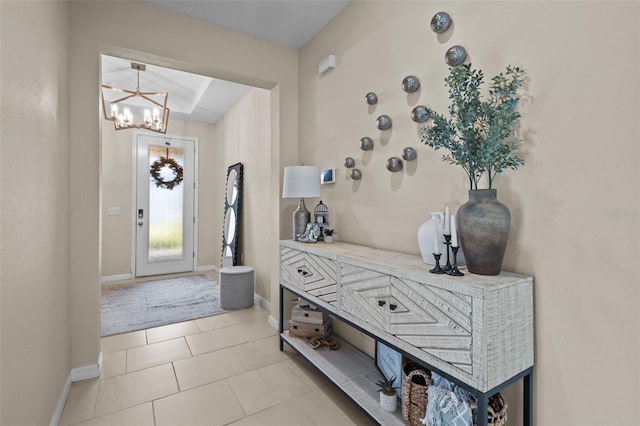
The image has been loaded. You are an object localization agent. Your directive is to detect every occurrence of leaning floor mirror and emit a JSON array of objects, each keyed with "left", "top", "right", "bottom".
[{"left": 221, "top": 162, "right": 243, "bottom": 268}]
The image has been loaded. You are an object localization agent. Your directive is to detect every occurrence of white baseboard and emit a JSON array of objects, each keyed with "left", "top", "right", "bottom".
[
  {"left": 196, "top": 265, "right": 217, "bottom": 272},
  {"left": 101, "top": 273, "right": 133, "bottom": 283},
  {"left": 254, "top": 292, "right": 270, "bottom": 311},
  {"left": 50, "top": 374, "right": 72, "bottom": 426},
  {"left": 50, "top": 352, "right": 102, "bottom": 426},
  {"left": 268, "top": 314, "right": 288, "bottom": 331},
  {"left": 70, "top": 352, "right": 103, "bottom": 382}
]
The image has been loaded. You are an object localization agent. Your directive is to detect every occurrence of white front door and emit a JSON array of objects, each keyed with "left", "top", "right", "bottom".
[{"left": 135, "top": 133, "right": 196, "bottom": 276}]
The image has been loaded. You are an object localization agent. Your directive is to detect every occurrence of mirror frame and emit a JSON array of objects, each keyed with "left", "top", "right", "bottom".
[{"left": 221, "top": 162, "right": 243, "bottom": 267}]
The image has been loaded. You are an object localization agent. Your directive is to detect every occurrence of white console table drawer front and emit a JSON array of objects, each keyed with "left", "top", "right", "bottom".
[
  {"left": 340, "top": 263, "right": 474, "bottom": 375},
  {"left": 280, "top": 246, "right": 338, "bottom": 305}
]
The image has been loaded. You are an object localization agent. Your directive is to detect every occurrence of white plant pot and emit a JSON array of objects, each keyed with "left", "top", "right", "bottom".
[
  {"left": 324, "top": 235, "right": 333, "bottom": 243},
  {"left": 379, "top": 391, "right": 397, "bottom": 412}
]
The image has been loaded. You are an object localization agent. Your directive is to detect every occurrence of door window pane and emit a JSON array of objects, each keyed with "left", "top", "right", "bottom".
[{"left": 148, "top": 146, "right": 184, "bottom": 262}]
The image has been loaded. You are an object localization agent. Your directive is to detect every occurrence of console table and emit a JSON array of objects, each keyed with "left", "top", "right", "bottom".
[{"left": 278, "top": 240, "right": 534, "bottom": 426}]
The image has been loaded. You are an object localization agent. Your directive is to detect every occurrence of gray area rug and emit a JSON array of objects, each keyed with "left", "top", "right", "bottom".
[{"left": 101, "top": 274, "right": 224, "bottom": 336}]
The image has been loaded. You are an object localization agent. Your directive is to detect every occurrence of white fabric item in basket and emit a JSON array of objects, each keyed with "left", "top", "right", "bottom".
[{"left": 421, "top": 373, "right": 474, "bottom": 426}]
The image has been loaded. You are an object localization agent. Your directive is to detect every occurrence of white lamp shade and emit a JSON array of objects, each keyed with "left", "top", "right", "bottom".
[{"left": 282, "top": 166, "right": 321, "bottom": 198}]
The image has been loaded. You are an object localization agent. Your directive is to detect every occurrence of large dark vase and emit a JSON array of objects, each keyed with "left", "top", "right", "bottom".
[{"left": 457, "top": 189, "right": 510, "bottom": 275}]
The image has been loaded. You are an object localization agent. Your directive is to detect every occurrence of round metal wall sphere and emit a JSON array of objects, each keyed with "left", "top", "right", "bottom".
[
  {"left": 445, "top": 45, "right": 467, "bottom": 67},
  {"left": 344, "top": 157, "right": 355, "bottom": 168},
  {"left": 350, "top": 169, "right": 362, "bottom": 180},
  {"left": 365, "top": 92, "right": 378, "bottom": 105},
  {"left": 360, "top": 137, "right": 374, "bottom": 151},
  {"left": 402, "top": 147, "right": 417, "bottom": 161},
  {"left": 430, "top": 12, "right": 452, "bottom": 34},
  {"left": 401, "top": 75, "right": 420, "bottom": 93},
  {"left": 411, "top": 105, "right": 431, "bottom": 123},
  {"left": 376, "top": 115, "right": 392, "bottom": 130},
  {"left": 386, "top": 157, "right": 403, "bottom": 172}
]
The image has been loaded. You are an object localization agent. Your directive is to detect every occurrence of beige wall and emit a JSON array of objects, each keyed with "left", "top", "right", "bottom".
[
  {"left": 214, "top": 88, "right": 272, "bottom": 300},
  {"left": 69, "top": 0, "right": 298, "bottom": 370},
  {"left": 299, "top": 1, "right": 639, "bottom": 424},
  {"left": 0, "top": 1, "right": 71, "bottom": 424},
  {"left": 101, "top": 119, "right": 223, "bottom": 277}
]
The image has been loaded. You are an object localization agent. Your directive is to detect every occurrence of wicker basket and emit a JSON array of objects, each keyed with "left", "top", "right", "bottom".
[
  {"left": 401, "top": 360, "right": 432, "bottom": 426},
  {"left": 472, "top": 393, "right": 508, "bottom": 426}
]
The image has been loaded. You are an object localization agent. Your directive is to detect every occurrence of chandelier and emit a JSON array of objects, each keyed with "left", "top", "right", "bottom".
[{"left": 101, "top": 62, "right": 170, "bottom": 134}]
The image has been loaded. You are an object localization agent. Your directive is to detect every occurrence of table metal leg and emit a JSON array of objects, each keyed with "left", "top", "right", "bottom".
[
  {"left": 524, "top": 370, "right": 533, "bottom": 426},
  {"left": 476, "top": 392, "right": 488, "bottom": 426},
  {"left": 278, "top": 285, "right": 284, "bottom": 351}
]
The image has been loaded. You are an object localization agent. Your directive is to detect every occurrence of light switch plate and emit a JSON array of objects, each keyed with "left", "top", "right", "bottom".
[{"left": 106, "top": 207, "right": 120, "bottom": 216}]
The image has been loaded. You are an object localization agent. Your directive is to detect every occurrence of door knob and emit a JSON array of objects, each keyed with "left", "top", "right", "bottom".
[{"left": 138, "top": 221, "right": 144, "bottom": 226}]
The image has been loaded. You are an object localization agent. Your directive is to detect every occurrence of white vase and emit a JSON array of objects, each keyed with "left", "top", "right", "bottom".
[
  {"left": 379, "top": 392, "right": 397, "bottom": 412},
  {"left": 417, "top": 212, "right": 466, "bottom": 266}
]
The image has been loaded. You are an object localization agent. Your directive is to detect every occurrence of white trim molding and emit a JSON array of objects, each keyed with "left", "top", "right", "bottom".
[
  {"left": 50, "top": 352, "right": 102, "bottom": 426},
  {"left": 101, "top": 273, "right": 134, "bottom": 284}
]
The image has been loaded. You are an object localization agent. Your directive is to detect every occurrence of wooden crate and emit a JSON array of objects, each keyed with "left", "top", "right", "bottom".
[
  {"left": 292, "top": 305, "right": 330, "bottom": 325},
  {"left": 289, "top": 318, "right": 332, "bottom": 338}
]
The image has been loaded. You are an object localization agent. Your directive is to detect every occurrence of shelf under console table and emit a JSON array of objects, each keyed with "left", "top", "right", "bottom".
[{"left": 278, "top": 240, "right": 534, "bottom": 426}]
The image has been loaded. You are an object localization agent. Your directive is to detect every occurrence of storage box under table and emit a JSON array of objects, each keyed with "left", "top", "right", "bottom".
[
  {"left": 289, "top": 318, "right": 332, "bottom": 338},
  {"left": 292, "top": 305, "right": 330, "bottom": 325}
]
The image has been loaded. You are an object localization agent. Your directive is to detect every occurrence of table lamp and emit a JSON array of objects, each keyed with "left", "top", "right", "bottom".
[{"left": 282, "top": 165, "right": 321, "bottom": 240}]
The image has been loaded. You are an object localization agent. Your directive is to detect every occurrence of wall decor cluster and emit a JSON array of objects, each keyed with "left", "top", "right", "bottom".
[{"left": 342, "top": 10, "right": 465, "bottom": 181}]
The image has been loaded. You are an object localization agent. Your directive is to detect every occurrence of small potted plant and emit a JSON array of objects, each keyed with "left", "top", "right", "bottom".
[
  {"left": 376, "top": 375, "right": 398, "bottom": 412},
  {"left": 323, "top": 228, "right": 335, "bottom": 243}
]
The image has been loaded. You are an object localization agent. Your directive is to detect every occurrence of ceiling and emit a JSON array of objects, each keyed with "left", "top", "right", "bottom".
[{"left": 102, "top": 1, "right": 350, "bottom": 126}]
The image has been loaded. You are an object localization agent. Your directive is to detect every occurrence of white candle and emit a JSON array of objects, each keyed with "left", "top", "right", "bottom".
[
  {"left": 432, "top": 221, "right": 440, "bottom": 254},
  {"left": 444, "top": 206, "right": 450, "bottom": 235},
  {"left": 451, "top": 215, "right": 458, "bottom": 247}
]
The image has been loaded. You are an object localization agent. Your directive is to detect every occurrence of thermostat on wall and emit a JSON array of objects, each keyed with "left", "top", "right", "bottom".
[{"left": 319, "top": 55, "right": 336, "bottom": 75}]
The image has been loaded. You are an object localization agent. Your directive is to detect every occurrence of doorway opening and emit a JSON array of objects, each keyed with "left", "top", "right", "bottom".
[{"left": 99, "top": 50, "right": 272, "bottom": 335}]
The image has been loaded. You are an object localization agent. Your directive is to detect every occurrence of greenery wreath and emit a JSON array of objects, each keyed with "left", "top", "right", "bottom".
[{"left": 150, "top": 156, "right": 184, "bottom": 190}]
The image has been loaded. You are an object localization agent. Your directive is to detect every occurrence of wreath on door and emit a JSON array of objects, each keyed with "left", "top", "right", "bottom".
[{"left": 150, "top": 151, "right": 184, "bottom": 190}]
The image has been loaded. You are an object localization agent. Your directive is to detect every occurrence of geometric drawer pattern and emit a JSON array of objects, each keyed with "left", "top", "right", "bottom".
[
  {"left": 280, "top": 247, "right": 338, "bottom": 306},
  {"left": 340, "top": 264, "right": 473, "bottom": 374}
]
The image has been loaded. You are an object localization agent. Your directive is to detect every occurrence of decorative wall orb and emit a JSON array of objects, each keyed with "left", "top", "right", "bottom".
[
  {"left": 344, "top": 157, "right": 355, "bottom": 168},
  {"left": 376, "top": 115, "right": 392, "bottom": 130},
  {"left": 360, "top": 137, "right": 374, "bottom": 151},
  {"left": 411, "top": 105, "right": 431, "bottom": 123},
  {"left": 386, "top": 157, "right": 403, "bottom": 172},
  {"left": 350, "top": 168, "right": 362, "bottom": 180},
  {"left": 402, "top": 75, "right": 421, "bottom": 93},
  {"left": 365, "top": 92, "right": 378, "bottom": 105},
  {"left": 445, "top": 45, "right": 467, "bottom": 67},
  {"left": 430, "top": 12, "right": 452, "bottom": 34},
  {"left": 402, "top": 147, "right": 417, "bottom": 161}
]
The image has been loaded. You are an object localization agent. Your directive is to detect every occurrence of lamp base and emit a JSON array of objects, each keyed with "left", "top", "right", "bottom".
[{"left": 293, "top": 198, "right": 311, "bottom": 240}]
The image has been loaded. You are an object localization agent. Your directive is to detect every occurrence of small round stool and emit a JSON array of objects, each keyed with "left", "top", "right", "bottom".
[{"left": 219, "top": 266, "right": 254, "bottom": 310}]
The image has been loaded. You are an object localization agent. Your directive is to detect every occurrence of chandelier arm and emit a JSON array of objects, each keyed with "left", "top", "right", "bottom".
[{"left": 138, "top": 93, "right": 170, "bottom": 110}]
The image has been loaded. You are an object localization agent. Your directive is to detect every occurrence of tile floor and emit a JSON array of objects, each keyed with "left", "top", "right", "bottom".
[{"left": 60, "top": 303, "right": 376, "bottom": 426}]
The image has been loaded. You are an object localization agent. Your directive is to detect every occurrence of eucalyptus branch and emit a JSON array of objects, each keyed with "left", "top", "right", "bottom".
[{"left": 420, "top": 64, "right": 527, "bottom": 190}]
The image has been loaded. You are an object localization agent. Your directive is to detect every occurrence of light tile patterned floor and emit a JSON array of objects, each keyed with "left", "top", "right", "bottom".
[{"left": 60, "top": 304, "right": 376, "bottom": 425}]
